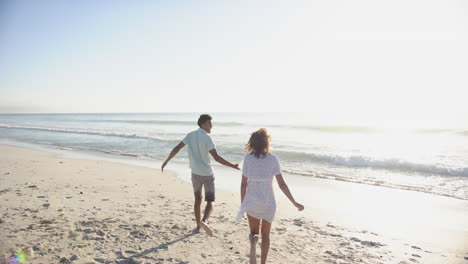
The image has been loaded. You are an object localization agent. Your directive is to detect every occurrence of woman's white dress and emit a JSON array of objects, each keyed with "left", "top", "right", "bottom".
[{"left": 236, "top": 154, "right": 282, "bottom": 223}]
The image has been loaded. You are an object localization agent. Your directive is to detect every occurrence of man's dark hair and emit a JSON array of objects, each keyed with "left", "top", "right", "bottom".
[{"left": 197, "top": 114, "right": 212, "bottom": 127}]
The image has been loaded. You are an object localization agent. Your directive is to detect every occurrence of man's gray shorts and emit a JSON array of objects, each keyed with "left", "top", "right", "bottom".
[{"left": 191, "top": 173, "right": 215, "bottom": 202}]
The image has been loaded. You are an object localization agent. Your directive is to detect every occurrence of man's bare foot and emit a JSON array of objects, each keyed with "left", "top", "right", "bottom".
[
  {"left": 193, "top": 227, "right": 200, "bottom": 234},
  {"left": 200, "top": 221, "right": 213, "bottom": 236}
]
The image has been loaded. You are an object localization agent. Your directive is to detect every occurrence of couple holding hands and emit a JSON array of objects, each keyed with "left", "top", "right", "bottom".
[{"left": 161, "top": 114, "right": 304, "bottom": 264}]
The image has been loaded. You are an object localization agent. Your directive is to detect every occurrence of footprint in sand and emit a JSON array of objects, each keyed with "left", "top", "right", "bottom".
[
  {"left": 360, "top": 240, "right": 385, "bottom": 248},
  {"left": 0, "top": 188, "right": 12, "bottom": 194},
  {"left": 58, "top": 256, "right": 70, "bottom": 264},
  {"left": 275, "top": 227, "right": 287, "bottom": 232}
]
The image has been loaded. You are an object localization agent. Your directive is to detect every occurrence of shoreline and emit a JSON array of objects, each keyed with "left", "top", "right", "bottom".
[
  {"left": 2, "top": 138, "right": 466, "bottom": 202},
  {"left": 0, "top": 143, "right": 467, "bottom": 263}
]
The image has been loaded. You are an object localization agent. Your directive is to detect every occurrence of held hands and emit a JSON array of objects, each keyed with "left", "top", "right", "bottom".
[{"left": 294, "top": 202, "right": 305, "bottom": 211}]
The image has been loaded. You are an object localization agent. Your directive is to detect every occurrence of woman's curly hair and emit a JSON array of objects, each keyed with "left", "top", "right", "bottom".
[{"left": 245, "top": 128, "right": 271, "bottom": 158}]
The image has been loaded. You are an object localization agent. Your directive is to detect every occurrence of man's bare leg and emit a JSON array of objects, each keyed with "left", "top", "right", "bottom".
[
  {"left": 200, "top": 202, "right": 214, "bottom": 236},
  {"left": 194, "top": 199, "right": 202, "bottom": 232},
  {"left": 202, "top": 202, "right": 213, "bottom": 222}
]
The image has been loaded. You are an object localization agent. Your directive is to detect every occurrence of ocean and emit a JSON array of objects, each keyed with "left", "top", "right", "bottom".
[{"left": 0, "top": 112, "right": 467, "bottom": 200}]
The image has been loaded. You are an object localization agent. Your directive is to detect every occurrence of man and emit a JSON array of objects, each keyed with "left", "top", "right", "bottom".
[{"left": 161, "top": 114, "right": 239, "bottom": 236}]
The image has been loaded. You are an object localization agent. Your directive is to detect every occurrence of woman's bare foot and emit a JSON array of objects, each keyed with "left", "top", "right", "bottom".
[
  {"left": 249, "top": 233, "right": 259, "bottom": 264},
  {"left": 200, "top": 221, "right": 213, "bottom": 236}
]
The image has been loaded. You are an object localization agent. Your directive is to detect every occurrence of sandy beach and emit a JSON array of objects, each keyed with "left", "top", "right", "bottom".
[
  {"left": 0, "top": 144, "right": 467, "bottom": 264},
  {"left": 2, "top": 0, "right": 468, "bottom": 262}
]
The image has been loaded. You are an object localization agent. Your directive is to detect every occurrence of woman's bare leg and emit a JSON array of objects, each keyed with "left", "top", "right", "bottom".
[
  {"left": 247, "top": 215, "right": 260, "bottom": 264},
  {"left": 260, "top": 219, "right": 272, "bottom": 264}
]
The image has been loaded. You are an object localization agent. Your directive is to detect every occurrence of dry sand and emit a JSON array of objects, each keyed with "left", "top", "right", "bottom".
[{"left": 0, "top": 144, "right": 466, "bottom": 264}]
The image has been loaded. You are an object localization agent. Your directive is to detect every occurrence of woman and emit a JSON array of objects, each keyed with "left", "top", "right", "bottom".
[{"left": 237, "top": 128, "right": 304, "bottom": 264}]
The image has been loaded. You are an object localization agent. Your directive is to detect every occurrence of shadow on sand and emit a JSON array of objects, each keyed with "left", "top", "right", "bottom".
[{"left": 117, "top": 231, "right": 198, "bottom": 264}]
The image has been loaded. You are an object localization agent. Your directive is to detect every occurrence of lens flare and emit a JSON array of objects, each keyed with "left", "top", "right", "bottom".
[{"left": 10, "top": 249, "right": 28, "bottom": 263}]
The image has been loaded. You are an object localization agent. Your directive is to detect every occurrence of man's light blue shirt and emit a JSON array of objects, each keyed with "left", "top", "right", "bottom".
[{"left": 182, "top": 128, "right": 216, "bottom": 176}]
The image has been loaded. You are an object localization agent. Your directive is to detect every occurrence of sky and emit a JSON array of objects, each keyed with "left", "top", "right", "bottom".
[{"left": 0, "top": 0, "right": 467, "bottom": 120}]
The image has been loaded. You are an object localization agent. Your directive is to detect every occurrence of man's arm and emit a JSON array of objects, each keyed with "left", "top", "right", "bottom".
[
  {"left": 161, "top": 142, "right": 185, "bottom": 172},
  {"left": 209, "top": 149, "right": 239, "bottom": 170}
]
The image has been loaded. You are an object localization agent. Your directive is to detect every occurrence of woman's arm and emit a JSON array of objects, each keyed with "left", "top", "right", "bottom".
[
  {"left": 275, "top": 174, "right": 304, "bottom": 211},
  {"left": 240, "top": 175, "right": 248, "bottom": 203}
]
